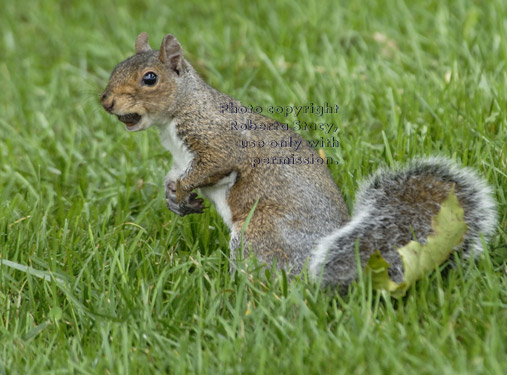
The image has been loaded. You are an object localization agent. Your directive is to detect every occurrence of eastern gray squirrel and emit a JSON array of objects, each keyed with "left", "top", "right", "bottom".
[{"left": 101, "top": 33, "right": 498, "bottom": 290}]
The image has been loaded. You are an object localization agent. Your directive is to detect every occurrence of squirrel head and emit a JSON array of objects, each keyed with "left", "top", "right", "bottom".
[{"left": 101, "top": 33, "right": 187, "bottom": 132}]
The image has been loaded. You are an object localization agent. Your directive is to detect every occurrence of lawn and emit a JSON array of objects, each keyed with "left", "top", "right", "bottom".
[{"left": 0, "top": 0, "right": 506, "bottom": 374}]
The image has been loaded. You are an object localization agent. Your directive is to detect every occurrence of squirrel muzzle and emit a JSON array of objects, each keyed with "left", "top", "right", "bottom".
[{"left": 100, "top": 90, "right": 141, "bottom": 128}]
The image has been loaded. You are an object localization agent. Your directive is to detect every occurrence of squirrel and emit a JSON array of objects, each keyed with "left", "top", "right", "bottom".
[{"left": 101, "top": 33, "right": 498, "bottom": 290}]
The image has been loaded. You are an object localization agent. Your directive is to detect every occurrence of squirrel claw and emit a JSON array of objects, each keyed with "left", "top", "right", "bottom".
[{"left": 165, "top": 180, "right": 204, "bottom": 216}]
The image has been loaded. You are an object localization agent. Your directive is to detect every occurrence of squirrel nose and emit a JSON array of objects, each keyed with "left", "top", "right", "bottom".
[{"left": 101, "top": 91, "right": 115, "bottom": 113}]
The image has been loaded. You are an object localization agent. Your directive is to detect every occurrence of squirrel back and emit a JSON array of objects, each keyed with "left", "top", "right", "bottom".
[{"left": 309, "top": 157, "right": 498, "bottom": 289}]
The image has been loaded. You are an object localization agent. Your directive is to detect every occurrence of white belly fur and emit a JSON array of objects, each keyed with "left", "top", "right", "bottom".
[
  {"left": 158, "top": 119, "right": 236, "bottom": 230},
  {"left": 200, "top": 172, "right": 237, "bottom": 229},
  {"left": 158, "top": 119, "right": 193, "bottom": 174}
]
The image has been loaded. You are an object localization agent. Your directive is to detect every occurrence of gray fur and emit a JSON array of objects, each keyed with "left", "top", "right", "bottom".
[{"left": 309, "top": 157, "right": 498, "bottom": 289}]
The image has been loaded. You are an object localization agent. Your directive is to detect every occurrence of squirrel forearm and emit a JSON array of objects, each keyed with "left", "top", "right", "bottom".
[{"left": 175, "top": 159, "right": 235, "bottom": 202}]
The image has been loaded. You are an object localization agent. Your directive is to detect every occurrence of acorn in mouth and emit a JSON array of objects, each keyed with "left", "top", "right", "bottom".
[{"left": 117, "top": 113, "right": 141, "bottom": 127}]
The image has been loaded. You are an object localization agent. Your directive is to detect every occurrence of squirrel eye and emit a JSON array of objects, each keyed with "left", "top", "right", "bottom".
[{"left": 142, "top": 71, "right": 158, "bottom": 86}]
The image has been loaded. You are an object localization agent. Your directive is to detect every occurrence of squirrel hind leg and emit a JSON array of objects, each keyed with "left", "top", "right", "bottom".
[{"left": 227, "top": 210, "right": 295, "bottom": 274}]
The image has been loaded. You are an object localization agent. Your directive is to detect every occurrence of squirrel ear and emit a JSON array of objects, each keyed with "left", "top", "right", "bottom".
[
  {"left": 159, "top": 34, "right": 184, "bottom": 74},
  {"left": 135, "top": 32, "right": 151, "bottom": 54}
]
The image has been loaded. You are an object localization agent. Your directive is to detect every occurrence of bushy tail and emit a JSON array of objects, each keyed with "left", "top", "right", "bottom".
[{"left": 309, "top": 157, "right": 498, "bottom": 289}]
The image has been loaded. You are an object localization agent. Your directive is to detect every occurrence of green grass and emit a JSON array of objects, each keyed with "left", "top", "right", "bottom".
[{"left": 1, "top": 0, "right": 506, "bottom": 374}]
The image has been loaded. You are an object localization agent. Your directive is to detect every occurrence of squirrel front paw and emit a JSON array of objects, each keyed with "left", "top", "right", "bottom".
[{"left": 165, "top": 180, "right": 204, "bottom": 216}]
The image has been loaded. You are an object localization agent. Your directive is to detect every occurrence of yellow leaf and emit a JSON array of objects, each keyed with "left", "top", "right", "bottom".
[{"left": 365, "top": 187, "right": 468, "bottom": 297}]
